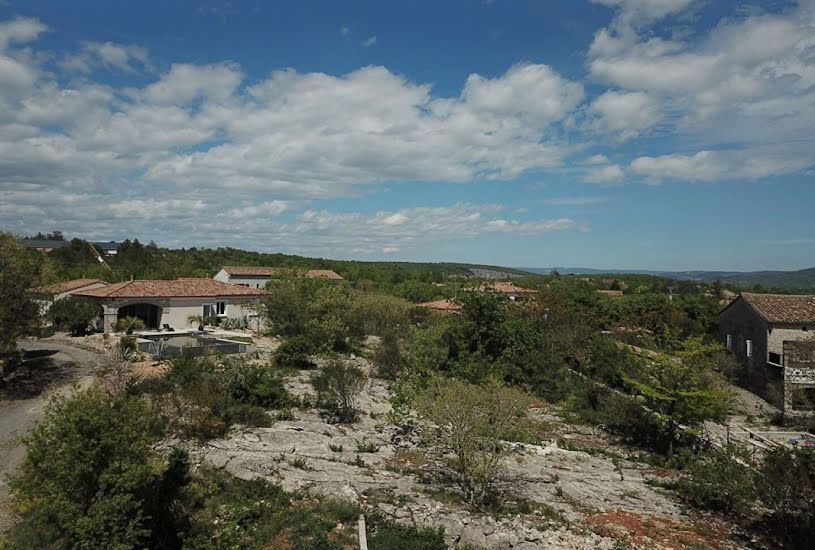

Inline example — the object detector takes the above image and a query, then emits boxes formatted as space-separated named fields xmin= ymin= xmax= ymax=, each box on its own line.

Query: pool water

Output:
xmin=137 ymin=333 xmax=248 ymax=357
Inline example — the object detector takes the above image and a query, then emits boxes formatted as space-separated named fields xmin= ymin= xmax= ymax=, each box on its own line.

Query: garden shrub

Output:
xmin=114 ymin=316 xmax=146 ymax=334
xmin=47 ymin=296 xmax=101 ymax=336
xmin=374 ymin=330 xmax=405 ymax=380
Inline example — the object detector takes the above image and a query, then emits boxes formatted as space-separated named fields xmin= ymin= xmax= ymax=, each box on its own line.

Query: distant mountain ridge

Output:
xmin=519 ymin=266 xmax=815 ymax=290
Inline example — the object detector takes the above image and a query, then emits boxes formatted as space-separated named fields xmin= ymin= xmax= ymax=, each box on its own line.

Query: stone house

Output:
xmin=719 ymin=292 xmax=815 ymax=412
xmin=73 ymin=278 xmax=266 ymax=333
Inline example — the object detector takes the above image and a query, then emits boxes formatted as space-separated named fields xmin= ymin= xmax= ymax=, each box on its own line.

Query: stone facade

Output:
xmin=719 ymin=296 xmax=815 ymax=411
xmin=782 ymin=340 xmax=815 ymax=413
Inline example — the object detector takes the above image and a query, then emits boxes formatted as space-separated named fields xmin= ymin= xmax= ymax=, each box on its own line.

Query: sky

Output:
xmin=0 ymin=0 xmax=813 ymax=271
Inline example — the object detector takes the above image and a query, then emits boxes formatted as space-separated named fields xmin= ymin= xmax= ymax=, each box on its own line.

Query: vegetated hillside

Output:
xmin=27 ymin=237 xmax=532 ymax=287
xmin=522 ymin=266 xmax=815 ymax=291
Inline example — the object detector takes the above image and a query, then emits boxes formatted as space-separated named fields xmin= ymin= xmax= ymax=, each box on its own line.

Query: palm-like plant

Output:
xmin=114 ymin=316 xmax=146 ymax=335
xmin=188 ymin=314 xmax=205 ymax=331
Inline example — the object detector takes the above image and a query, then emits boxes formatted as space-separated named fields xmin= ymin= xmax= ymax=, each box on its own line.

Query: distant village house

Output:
xmin=213 ymin=266 xmax=344 ymax=289
xmin=719 ymin=292 xmax=815 ymax=413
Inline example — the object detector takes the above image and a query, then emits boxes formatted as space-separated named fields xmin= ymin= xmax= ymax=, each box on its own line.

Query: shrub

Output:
xmin=374 ymin=330 xmax=404 ymax=380
xmin=415 ymin=378 xmax=532 ymax=506
xmin=224 ymin=361 xmax=289 ymax=408
xmin=758 ymin=447 xmax=815 ymax=546
xmin=366 ymin=512 xmax=447 ymax=550
xmin=47 ymin=296 xmax=101 ymax=336
xmin=114 ymin=316 xmax=146 ymax=334
xmin=311 ymin=360 xmax=367 ymax=423
xmin=6 ymin=389 xmax=182 ymax=549
xmin=274 ymin=335 xmax=316 ymax=369
xmin=676 ymin=445 xmax=757 ymax=516
xmin=225 ymin=403 xmax=273 ymax=427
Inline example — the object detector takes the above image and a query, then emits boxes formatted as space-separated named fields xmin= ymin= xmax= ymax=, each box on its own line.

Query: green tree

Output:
xmin=624 ymin=339 xmax=732 ymax=457
xmin=0 ymin=233 xmax=40 ymax=371
xmin=416 ymin=378 xmax=531 ymax=506
xmin=48 ymin=297 xmax=102 ymax=336
xmin=7 ymin=389 xmax=180 ymax=549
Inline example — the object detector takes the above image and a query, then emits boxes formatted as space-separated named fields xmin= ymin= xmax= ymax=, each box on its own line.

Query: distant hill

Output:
xmin=520 ymin=266 xmax=815 ymax=291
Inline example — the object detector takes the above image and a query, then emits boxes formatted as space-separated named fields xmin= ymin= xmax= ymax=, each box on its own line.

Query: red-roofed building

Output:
xmin=214 ymin=266 xmax=344 ymax=288
xmin=416 ymin=299 xmax=462 ymax=314
xmin=31 ymin=278 xmax=109 ymax=314
xmin=74 ymin=278 xmax=266 ymax=333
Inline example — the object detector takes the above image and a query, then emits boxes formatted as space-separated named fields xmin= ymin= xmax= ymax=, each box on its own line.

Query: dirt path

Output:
xmin=0 ymin=339 xmax=103 ymax=534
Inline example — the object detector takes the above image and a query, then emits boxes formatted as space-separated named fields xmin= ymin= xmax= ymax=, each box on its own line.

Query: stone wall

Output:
xmin=782 ymin=340 xmax=815 ymax=413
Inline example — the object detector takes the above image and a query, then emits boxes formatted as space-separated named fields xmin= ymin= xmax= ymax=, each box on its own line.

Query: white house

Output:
xmin=214 ymin=266 xmax=344 ymax=289
xmin=73 ymin=278 xmax=266 ymax=333
xmin=31 ymin=278 xmax=109 ymax=314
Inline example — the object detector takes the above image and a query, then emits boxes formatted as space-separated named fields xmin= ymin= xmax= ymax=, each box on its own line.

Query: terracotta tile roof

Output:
xmin=222 ymin=266 xmax=343 ymax=280
xmin=597 ymin=289 xmax=624 ymax=298
xmin=222 ymin=266 xmax=277 ymax=276
xmin=31 ymin=279 xmax=107 ymax=295
xmin=74 ymin=278 xmax=266 ymax=299
xmin=473 ymin=281 xmax=536 ymax=294
xmin=306 ymin=269 xmax=344 ymax=281
xmin=417 ymin=299 xmax=462 ymax=312
xmin=739 ymin=292 xmax=815 ymax=324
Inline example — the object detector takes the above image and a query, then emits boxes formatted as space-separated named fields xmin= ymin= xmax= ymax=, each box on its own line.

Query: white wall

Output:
xmin=212 ymin=271 xmax=271 ymax=289
xmin=159 ymin=297 xmax=263 ymax=329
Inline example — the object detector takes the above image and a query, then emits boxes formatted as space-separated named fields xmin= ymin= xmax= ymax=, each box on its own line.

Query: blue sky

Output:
xmin=0 ymin=0 xmax=813 ymax=271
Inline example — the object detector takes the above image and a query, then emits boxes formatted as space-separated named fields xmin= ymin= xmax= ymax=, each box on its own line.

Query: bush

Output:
xmin=415 ymin=378 xmax=532 ymax=506
xmin=224 ymin=361 xmax=289 ymax=408
xmin=225 ymin=403 xmax=273 ymax=427
xmin=676 ymin=445 xmax=757 ymax=516
xmin=6 ymin=389 xmax=183 ymax=549
xmin=311 ymin=360 xmax=367 ymax=423
xmin=274 ymin=335 xmax=316 ymax=369
xmin=114 ymin=316 xmax=146 ymax=334
xmin=374 ymin=330 xmax=405 ymax=380
xmin=47 ymin=296 xmax=101 ymax=336
xmin=367 ymin=512 xmax=447 ymax=550
xmin=758 ymin=447 xmax=815 ymax=546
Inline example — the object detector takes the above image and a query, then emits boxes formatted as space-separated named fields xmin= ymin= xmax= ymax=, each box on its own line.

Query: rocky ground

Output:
xmin=178 ymin=356 xmax=746 ymax=549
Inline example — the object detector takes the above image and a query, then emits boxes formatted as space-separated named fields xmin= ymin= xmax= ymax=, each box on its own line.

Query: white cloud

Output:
xmin=630 ymin=147 xmax=814 ymax=183
xmin=0 ymin=17 xmax=47 ymax=50
xmin=227 ymin=200 xmax=293 ymax=218
xmin=62 ymin=41 xmax=149 ymax=74
xmin=588 ymin=90 xmax=661 ymax=139
xmin=143 ymin=62 xmax=243 ymax=104
xmin=363 ymin=35 xmax=377 ymax=47
xmin=585 ymin=164 xmax=625 ymax=183
xmin=583 ymin=154 xmax=609 ymax=165
xmin=544 ymin=196 xmax=609 ymax=206
xmin=340 ymin=26 xmax=350 ymax=37
xmin=281 ymin=203 xmax=578 ymax=254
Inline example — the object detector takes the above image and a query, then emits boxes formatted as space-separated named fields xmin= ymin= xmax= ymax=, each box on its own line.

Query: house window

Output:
xmin=746 ymin=339 xmax=753 ymax=358
xmin=726 ymin=334 xmax=732 ymax=351
xmin=768 ymin=352 xmax=782 ymax=366
xmin=216 ymin=301 xmax=226 ymax=316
